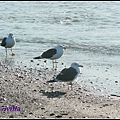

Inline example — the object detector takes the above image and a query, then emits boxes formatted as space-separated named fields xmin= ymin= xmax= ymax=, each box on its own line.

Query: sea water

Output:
xmin=0 ymin=1 xmax=120 ymax=96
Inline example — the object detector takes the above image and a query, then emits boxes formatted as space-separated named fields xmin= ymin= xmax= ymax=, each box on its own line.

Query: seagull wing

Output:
xmin=1 ymin=37 xmax=7 ymax=47
xmin=42 ymin=48 xmax=56 ymax=58
xmin=56 ymin=67 xmax=78 ymax=82
xmin=47 ymin=68 xmax=68 ymax=83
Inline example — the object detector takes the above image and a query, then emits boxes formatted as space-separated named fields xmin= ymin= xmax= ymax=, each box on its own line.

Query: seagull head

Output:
xmin=57 ymin=45 xmax=66 ymax=50
xmin=71 ymin=62 xmax=83 ymax=68
xmin=8 ymin=33 xmax=14 ymax=38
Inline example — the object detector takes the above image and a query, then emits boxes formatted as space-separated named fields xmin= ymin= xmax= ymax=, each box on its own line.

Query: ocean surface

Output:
xmin=0 ymin=1 xmax=120 ymax=96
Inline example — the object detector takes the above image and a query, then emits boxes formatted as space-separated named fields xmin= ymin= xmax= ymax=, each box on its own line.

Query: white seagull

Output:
xmin=0 ymin=33 xmax=16 ymax=57
xmin=33 ymin=45 xmax=66 ymax=69
xmin=47 ymin=62 xmax=83 ymax=90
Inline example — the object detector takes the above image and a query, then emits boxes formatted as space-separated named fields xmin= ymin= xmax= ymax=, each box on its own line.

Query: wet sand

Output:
xmin=0 ymin=61 xmax=120 ymax=119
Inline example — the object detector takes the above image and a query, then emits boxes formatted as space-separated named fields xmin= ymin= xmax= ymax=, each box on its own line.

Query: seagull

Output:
xmin=0 ymin=33 xmax=16 ymax=57
xmin=33 ymin=45 xmax=66 ymax=69
xmin=47 ymin=62 xmax=83 ymax=90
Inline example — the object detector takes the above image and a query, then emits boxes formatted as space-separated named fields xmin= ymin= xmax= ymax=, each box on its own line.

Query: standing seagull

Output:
xmin=0 ymin=33 xmax=16 ymax=57
xmin=33 ymin=45 xmax=66 ymax=69
xmin=47 ymin=62 xmax=83 ymax=90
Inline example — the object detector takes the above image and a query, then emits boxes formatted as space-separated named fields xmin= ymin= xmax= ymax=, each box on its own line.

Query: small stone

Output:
xmin=55 ymin=115 xmax=62 ymax=118
xmin=41 ymin=107 xmax=45 ymax=110
xmin=9 ymin=115 xmax=14 ymax=118
xmin=29 ymin=112 xmax=33 ymax=114
xmin=115 ymin=81 xmax=118 ymax=83
xmin=30 ymin=60 xmax=34 ymax=62
xmin=44 ymin=60 xmax=47 ymax=63
xmin=50 ymin=113 xmax=55 ymax=116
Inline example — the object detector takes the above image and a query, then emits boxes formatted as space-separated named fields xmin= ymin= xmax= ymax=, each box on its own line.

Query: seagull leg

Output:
xmin=54 ymin=60 xmax=57 ymax=76
xmin=5 ymin=48 xmax=7 ymax=58
xmin=52 ymin=60 xmax=55 ymax=70
xmin=11 ymin=48 xmax=15 ymax=56
xmin=55 ymin=60 xmax=57 ymax=70
xmin=44 ymin=60 xmax=47 ymax=68
xmin=52 ymin=59 xmax=58 ymax=77
xmin=52 ymin=60 xmax=55 ymax=76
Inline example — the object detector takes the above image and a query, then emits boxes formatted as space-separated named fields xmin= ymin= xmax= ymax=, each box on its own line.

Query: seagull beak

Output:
xmin=63 ymin=47 xmax=67 ymax=50
xmin=79 ymin=65 xmax=83 ymax=67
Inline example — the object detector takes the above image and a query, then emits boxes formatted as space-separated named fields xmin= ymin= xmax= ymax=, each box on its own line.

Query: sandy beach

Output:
xmin=0 ymin=61 xmax=120 ymax=119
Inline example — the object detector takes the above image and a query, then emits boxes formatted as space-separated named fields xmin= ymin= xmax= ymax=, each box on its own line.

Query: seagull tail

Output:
xmin=47 ymin=79 xmax=57 ymax=83
xmin=33 ymin=56 xmax=42 ymax=59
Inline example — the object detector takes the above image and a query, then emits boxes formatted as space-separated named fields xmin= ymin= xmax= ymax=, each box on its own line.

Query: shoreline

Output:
xmin=0 ymin=62 xmax=120 ymax=118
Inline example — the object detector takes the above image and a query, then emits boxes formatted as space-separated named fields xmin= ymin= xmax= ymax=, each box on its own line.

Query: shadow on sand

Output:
xmin=42 ymin=90 xmax=66 ymax=98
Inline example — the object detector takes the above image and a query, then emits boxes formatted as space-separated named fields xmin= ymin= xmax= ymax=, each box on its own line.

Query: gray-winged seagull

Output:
xmin=47 ymin=62 xmax=83 ymax=90
xmin=0 ymin=33 xmax=16 ymax=57
xmin=33 ymin=45 xmax=66 ymax=69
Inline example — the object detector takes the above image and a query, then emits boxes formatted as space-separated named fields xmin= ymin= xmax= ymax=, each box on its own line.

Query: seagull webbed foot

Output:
xmin=12 ymin=53 xmax=15 ymax=56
